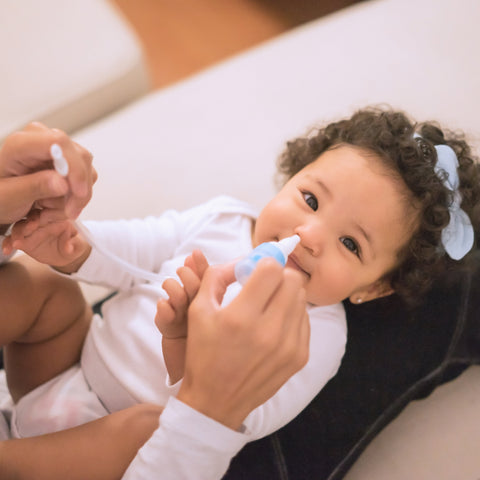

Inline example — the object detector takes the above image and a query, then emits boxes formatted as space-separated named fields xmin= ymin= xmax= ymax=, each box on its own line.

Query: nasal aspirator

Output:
xmin=51 ymin=143 xmax=301 ymax=285
xmin=235 ymin=234 xmax=301 ymax=285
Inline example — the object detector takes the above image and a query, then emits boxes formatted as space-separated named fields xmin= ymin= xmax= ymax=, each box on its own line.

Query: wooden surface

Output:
xmin=112 ymin=0 xmax=361 ymax=88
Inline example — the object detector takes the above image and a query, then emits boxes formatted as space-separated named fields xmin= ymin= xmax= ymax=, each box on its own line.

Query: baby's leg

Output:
xmin=0 ymin=255 xmax=92 ymax=402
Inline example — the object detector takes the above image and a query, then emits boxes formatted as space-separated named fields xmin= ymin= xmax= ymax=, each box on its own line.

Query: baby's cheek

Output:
xmin=306 ymin=270 xmax=351 ymax=306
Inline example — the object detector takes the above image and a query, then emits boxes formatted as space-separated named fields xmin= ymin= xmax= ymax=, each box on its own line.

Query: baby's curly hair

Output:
xmin=277 ymin=107 xmax=480 ymax=306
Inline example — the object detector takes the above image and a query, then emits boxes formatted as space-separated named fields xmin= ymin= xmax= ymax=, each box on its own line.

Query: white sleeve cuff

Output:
xmin=162 ymin=396 xmax=247 ymax=450
xmin=165 ymin=375 xmax=182 ymax=395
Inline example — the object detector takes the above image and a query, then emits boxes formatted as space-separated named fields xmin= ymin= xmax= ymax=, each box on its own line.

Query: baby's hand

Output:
xmin=155 ymin=250 xmax=209 ymax=339
xmin=4 ymin=210 xmax=90 ymax=270
xmin=156 ymin=250 xmax=209 ymax=384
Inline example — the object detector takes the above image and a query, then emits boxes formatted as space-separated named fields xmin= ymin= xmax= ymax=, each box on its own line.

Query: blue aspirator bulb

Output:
xmin=234 ymin=234 xmax=301 ymax=285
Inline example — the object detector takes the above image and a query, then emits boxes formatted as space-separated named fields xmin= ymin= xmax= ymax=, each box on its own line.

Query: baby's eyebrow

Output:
xmin=313 ymin=178 xmax=333 ymax=199
xmin=354 ymin=222 xmax=375 ymax=259
xmin=305 ymin=173 xmax=333 ymax=199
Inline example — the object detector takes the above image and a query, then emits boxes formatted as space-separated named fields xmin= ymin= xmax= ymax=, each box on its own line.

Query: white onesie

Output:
xmin=11 ymin=196 xmax=347 ymax=479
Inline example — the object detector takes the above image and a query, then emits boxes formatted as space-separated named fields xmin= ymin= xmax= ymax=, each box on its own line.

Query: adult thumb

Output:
xmin=0 ymin=171 xmax=68 ymax=224
xmin=15 ymin=170 xmax=68 ymax=204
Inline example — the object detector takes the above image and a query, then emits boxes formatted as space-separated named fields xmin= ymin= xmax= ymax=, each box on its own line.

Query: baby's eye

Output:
xmin=341 ymin=237 xmax=360 ymax=257
xmin=302 ymin=192 xmax=318 ymax=211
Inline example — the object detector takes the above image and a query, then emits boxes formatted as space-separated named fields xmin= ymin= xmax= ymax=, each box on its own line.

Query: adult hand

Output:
xmin=177 ymin=258 xmax=310 ymax=431
xmin=0 ymin=122 xmax=96 ymax=230
xmin=5 ymin=212 xmax=91 ymax=269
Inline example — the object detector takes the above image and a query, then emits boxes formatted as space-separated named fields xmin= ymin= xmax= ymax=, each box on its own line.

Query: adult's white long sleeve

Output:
xmin=123 ymin=397 xmax=247 ymax=480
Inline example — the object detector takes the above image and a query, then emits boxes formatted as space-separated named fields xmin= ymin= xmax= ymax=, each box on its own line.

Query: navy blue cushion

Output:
xmin=223 ymin=258 xmax=480 ymax=479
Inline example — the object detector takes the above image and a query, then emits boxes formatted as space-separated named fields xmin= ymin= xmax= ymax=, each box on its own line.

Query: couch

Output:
xmin=2 ymin=0 xmax=480 ymax=478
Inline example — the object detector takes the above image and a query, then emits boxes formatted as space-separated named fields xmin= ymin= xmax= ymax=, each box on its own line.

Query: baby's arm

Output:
xmin=156 ymin=250 xmax=209 ymax=383
xmin=4 ymin=210 xmax=91 ymax=273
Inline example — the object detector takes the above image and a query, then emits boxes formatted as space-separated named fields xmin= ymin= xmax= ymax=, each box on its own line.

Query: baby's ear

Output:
xmin=349 ymin=280 xmax=394 ymax=304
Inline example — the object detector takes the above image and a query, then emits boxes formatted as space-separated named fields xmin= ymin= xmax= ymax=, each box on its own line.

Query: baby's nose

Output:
xmin=294 ymin=223 xmax=324 ymax=256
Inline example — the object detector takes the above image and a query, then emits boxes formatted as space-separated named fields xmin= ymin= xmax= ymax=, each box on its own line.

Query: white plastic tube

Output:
xmin=50 ymin=144 xmax=163 ymax=283
xmin=51 ymin=144 xmax=301 ymax=285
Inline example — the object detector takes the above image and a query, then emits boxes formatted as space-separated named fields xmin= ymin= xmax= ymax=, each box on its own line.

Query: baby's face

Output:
xmin=253 ymin=145 xmax=416 ymax=306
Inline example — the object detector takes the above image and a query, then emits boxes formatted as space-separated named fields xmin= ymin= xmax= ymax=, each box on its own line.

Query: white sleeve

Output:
xmin=242 ymin=302 xmax=347 ymax=439
xmin=72 ymin=197 xmax=256 ymax=290
xmin=72 ymin=211 xmax=184 ymax=290
xmin=122 ymin=397 xmax=247 ymax=480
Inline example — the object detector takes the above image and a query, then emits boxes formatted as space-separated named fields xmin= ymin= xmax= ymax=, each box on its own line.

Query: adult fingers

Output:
xmin=0 ymin=171 xmax=68 ymax=225
xmin=262 ymin=268 xmax=310 ymax=370
xmin=0 ymin=124 xmax=58 ymax=176
xmin=264 ymin=267 xmax=305 ymax=323
xmin=0 ymin=124 xmax=95 ymax=221
xmin=229 ymin=257 xmax=283 ymax=315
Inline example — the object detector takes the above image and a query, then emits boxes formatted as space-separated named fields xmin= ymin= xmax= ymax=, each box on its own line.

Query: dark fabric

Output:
xmin=223 ymin=259 xmax=480 ymax=480
xmin=92 ymin=291 xmax=117 ymax=317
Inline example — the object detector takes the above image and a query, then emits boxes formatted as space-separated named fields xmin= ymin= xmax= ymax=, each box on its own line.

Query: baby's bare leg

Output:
xmin=0 ymin=255 xmax=92 ymax=402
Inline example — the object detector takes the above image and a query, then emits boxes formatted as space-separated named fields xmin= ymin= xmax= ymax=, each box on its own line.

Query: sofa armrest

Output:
xmin=346 ymin=366 xmax=480 ymax=479
xmin=0 ymin=0 xmax=150 ymax=143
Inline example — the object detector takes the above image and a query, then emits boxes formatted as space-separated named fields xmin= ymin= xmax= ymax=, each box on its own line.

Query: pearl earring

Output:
xmin=356 ymin=298 xmax=363 ymax=304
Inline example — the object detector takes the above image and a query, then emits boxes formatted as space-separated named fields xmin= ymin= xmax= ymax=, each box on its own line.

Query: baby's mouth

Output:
xmin=286 ymin=254 xmax=309 ymax=277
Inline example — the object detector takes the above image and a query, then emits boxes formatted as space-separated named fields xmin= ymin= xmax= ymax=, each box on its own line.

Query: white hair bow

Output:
xmin=433 ymin=144 xmax=474 ymax=260
xmin=414 ymin=133 xmax=474 ymax=260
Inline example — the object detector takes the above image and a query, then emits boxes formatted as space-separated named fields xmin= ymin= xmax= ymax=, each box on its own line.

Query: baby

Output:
xmin=3 ymin=107 xmax=479 ymax=479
